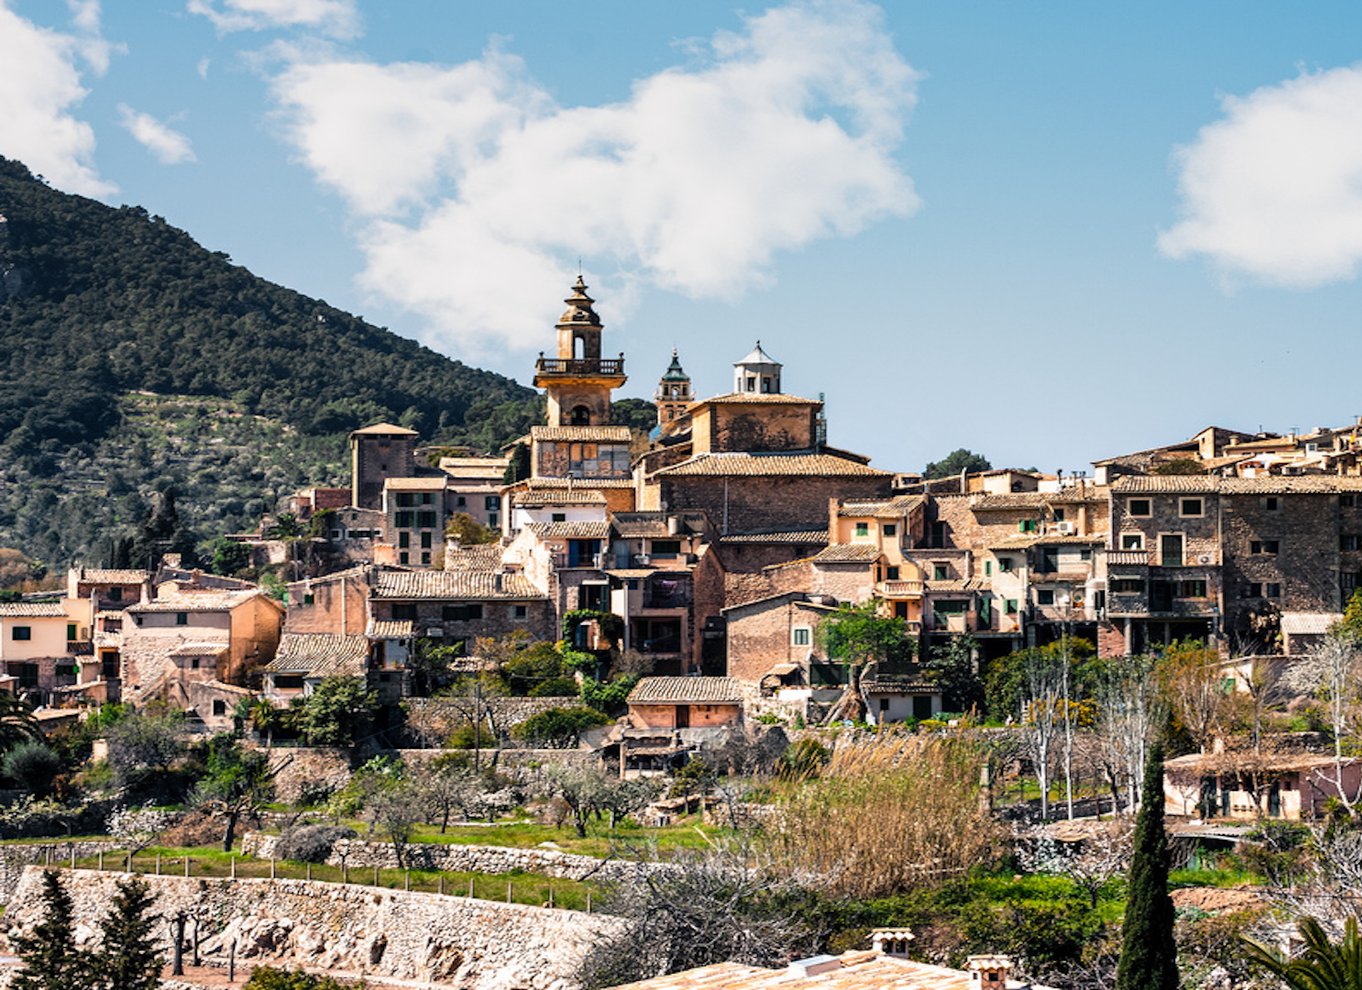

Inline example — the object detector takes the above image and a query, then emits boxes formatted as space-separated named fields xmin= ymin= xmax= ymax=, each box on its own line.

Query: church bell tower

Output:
xmin=533 ymin=277 xmax=627 ymax=427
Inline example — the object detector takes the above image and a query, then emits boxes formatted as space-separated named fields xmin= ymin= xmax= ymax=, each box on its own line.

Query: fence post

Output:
xmin=97 ymin=850 xmax=103 ymax=871
xmin=404 ymin=870 xmax=410 ymax=891
xmin=69 ymin=846 xmax=76 ymax=869
xmin=230 ymin=855 xmax=236 ymax=879
xmin=306 ymin=863 xmax=312 ymax=881
xmin=468 ymin=877 xmax=474 ymax=898
xmin=156 ymin=853 xmax=161 ymax=876
xmin=438 ymin=876 xmax=444 ymax=896
xmin=373 ymin=865 xmax=380 ymax=887
xmin=44 ymin=846 xmax=51 ymax=867
xmin=343 ymin=864 xmax=349 ymax=884
xmin=506 ymin=881 xmax=512 ymax=904
xmin=547 ymin=884 xmax=553 ymax=909
xmin=587 ymin=891 xmax=592 ymax=914
xmin=270 ymin=858 xmax=276 ymax=880
xmin=124 ymin=852 xmax=131 ymax=873
xmin=184 ymin=856 xmax=190 ymax=878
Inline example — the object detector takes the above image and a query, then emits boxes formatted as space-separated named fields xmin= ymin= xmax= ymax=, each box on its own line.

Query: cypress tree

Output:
xmin=1116 ymin=742 xmax=1179 ymax=990
xmin=11 ymin=870 xmax=92 ymax=990
xmin=93 ymin=876 xmax=163 ymax=990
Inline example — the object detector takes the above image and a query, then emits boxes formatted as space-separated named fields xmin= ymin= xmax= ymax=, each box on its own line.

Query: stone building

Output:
xmin=349 ymin=422 xmax=418 ymax=510
xmin=383 ymin=475 xmax=448 ymax=568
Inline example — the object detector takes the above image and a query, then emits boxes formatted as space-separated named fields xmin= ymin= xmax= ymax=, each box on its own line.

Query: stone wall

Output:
xmin=256 ymin=747 xmax=354 ymax=804
xmin=0 ymin=842 xmax=120 ymax=904
xmin=4 ymin=868 xmax=622 ymax=990
xmin=240 ymin=832 xmax=663 ymax=885
xmin=403 ymin=696 xmax=583 ymax=740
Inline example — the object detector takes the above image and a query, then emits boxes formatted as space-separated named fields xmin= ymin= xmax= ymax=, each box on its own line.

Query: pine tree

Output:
xmin=11 ymin=870 xmax=92 ymax=990
xmin=93 ymin=876 xmax=163 ymax=990
xmin=1116 ymin=742 xmax=1179 ymax=990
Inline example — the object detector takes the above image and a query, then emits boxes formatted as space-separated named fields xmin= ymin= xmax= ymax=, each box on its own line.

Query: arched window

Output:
xmin=574 ymin=335 xmax=585 ymax=360
xmin=570 ymin=405 xmax=591 ymax=425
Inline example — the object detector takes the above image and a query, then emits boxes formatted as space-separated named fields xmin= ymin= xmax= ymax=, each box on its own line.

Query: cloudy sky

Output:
xmin=4 ymin=0 xmax=1362 ymax=474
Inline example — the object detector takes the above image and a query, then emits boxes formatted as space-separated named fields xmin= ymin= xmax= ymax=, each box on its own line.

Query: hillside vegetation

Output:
xmin=0 ymin=157 xmax=548 ymax=571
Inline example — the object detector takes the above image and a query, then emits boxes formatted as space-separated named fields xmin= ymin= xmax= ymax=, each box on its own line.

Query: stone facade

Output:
xmin=656 ymin=474 xmax=890 ymax=538
xmin=4 ymin=868 xmax=621 ymax=989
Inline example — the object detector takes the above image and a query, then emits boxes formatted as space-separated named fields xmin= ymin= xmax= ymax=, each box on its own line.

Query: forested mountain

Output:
xmin=0 ymin=157 xmax=545 ymax=573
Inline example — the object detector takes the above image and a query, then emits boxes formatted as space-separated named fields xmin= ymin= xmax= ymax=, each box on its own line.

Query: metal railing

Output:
xmin=535 ymin=357 xmax=625 ymax=375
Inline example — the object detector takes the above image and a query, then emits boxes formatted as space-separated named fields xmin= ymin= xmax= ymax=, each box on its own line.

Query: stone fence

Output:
xmin=240 ymin=831 xmax=665 ymax=885
xmin=4 ymin=867 xmax=623 ymax=989
xmin=0 ymin=841 xmax=121 ymax=904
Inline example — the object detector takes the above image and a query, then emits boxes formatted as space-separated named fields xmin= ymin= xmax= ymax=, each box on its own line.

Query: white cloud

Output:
xmin=270 ymin=0 xmax=920 ymax=354
xmin=1160 ymin=65 xmax=1362 ymax=288
xmin=118 ymin=105 xmax=196 ymax=165
xmin=0 ymin=1 xmax=114 ymax=196
xmin=188 ymin=0 xmax=359 ymax=39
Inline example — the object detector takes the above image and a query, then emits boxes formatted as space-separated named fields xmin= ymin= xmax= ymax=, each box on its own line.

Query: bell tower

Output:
xmin=655 ymin=349 xmax=692 ymax=429
xmin=534 ymin=277 xmax=627 ymax=427
xmin=733 ymin=340 xmax=782 ymax=395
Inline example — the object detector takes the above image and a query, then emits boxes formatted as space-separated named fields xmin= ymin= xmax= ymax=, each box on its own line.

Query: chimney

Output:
xmin=968 ymin=955 xmax=1020 ymax=989
xmin=667 ymin=514 xmax=680 ymax=536
xmin=870 ymin=928 xmax=914 ymax=958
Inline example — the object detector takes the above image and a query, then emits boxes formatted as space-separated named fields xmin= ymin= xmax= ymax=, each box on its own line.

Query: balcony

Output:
xmin=66 ymin=640 xmax=94 ymax=656
xmin=1106 ymin=550 xmax=1152 ymax=567
xmin=929 ymin=610 xmax=977 ymax=633
xmin=880 ymin=580 xmax=924 ymax=597
xmin=534 ymin=357 xmax=626 ymax=376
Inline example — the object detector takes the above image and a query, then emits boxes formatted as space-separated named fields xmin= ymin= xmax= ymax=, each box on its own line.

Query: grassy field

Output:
xmin=59 ymin=844 xmax=604 ymax=912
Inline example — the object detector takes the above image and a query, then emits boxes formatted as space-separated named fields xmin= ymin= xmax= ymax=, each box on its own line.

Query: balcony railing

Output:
xmin=535 ymin=357 xmax=626 ymax=376
xmin=880 ymin=580 xmax=924 ymax=597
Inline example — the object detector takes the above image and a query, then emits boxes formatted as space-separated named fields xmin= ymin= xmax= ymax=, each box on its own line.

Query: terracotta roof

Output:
xmin=383 ymin=476 xmax=447 ymax=491
xmin=988 ymin=533 xmax=1104 ymax=549
xmin=721 ymin=591 xmax=839 ymax=615
xmin=528 ymin=521 xmax=611 ymax=540
xmin=530 ymin=425 xmax=634 ymax=443
xmin=0 ymin=602 xmax=67 ymax=617
xmin=1166 ymin=751 xmax=1355 ymax=773
xmin=373 ymin=569 xmax=542 ymax=600
xmin=971 ymin=489 xmax=1108 ymax=510
xmin=351 ymin=422 xmax=419 ymax=436
xmin=367 ymin=619 xmax=415 ymax=638
xmin=692 ymin=392 xmax=817 ymax=406
xmin=128 ymin=589 xmax=264 ymax=613
xmin=720 ymin=529 xmax=829 ymax=547
xmin=925 ymin=579 xmax=990 ymax=592
xmin=812 ymin=544 xmax=882 ymax=563
xmin=439 ymin=457 xmax=509 ymax=478
xmin=653 ymin=452 xmax=889 ymax=478
xmin=628 ymin=676 xmax=743 ymax=705
xmin=516 ymin=477 xmax=636 ymax=490
xmin=443 ymin=545 xmax=505 ymax=571
xmin=74 ymin=568 xmax=150 ymax=585
xmin=266 ymin=633 xmax=368 ymax=677
xmin=837 ymin=494 xmax=924 ymax=518
xmin=1280 ymin=612 xmax=1343 ymax=635
xmin=168 ymin=641 xmax=228 ymax=656
xmin=611 ymin=513 xmax=695 ymax=538
xmin=1113 ymin=475 xmax=1362 ymax=494
xmin=607 ymin=952 xmax=1037 ymax=990
xmin=512 ymin=489 xmax=608 ymax=507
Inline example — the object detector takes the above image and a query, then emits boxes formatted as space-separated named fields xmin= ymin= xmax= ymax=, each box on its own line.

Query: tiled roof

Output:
xmin=530 ymin=425 xmax=634 ymax=443
xmin=0 ymin=602 xmax=67 ymax=617
xmin=988 ymin=533 xmax=1104 ymax=549
xmin=925 ymin=579 xmax=989 ymax=592
xmin=168 ymin=641 xmax=228 ymax=656
xmin=128 ymin=589 xmax=264 ymax=613
xmin=970 ymin=489 xmax=1108 ymax=510
xmin=528 ymin=521 xmax=612 ymax=540
xmin=606 ymin=952 xmax=1038 ymax=990
xmin=628 ymin=676 xmax=743 ymax=705
xmin=439 ymin=457 xmax=509 ymax=479
xmin=367 ymin=619 xmax=415 ymax=638
xmin=611 ymin=513 xmax=692 ymax=538
xmin=1280 ymin=612 xmax=1343 ymax=635
xmin=812 ymin=544 xmax=882 ymax=563
xmin=517 ymin=477 xmax=636 ymax=490
xmin=266 ymin=633 xmax=368 ymax=677
xmin=373 ymin=569 xmax=542 ymax=600
xmin=720 ymin=528 xmax=829 ymax=545
xmin=837 ymin=494 xmax=924 ymax=518
xmin=383 ymin=476 xmax=447 ymax=490
xmin=74 ymin=568 xmax=150 ymax=585
xmin=1113 ymin=475 xmax=1362 ymax=494
xmin=443 ymin=545 xmax=504 ymax=571
xmin=512 ymin=489 xmax=608 ymax=507
xmin=691 ymin=392 xmax=819 ymax=406
xmin=654 ymin=452 xmax=890 ymax=478
xmin=351 ymin=422 xmax=419 ymax=436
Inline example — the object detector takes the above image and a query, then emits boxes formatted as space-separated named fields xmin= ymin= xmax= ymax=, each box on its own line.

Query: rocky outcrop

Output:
xmin=240 ymin=832 xmax=667 ymax=885
xmin=4 ymin=868 xmax=622 ymax=990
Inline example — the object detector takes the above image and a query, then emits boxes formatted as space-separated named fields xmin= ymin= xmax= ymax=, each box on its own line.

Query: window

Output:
xmin=1177 ymin=580 xmax=1207 ymax=598
xmin=175 ymin=612 xmax=188 ymax=626
xmin=396 ymin=493 xmax=416 ymax=508
xmin=488 ymin=514 xmax=499 ymax=527
xmin=1159 ymin=534 xmax=1184 ymax=567
xmin=395 ymin=511 xmax=414 ymax=528
xmin=882 ymin=523 xmax=897 ymax=536
xmin=1120 ymin=533 xmax=1145 ymax=550
xmin=1128 ymin=498 xmax=1152 ymax=517
xmin=485 ymin=495 xmax=499 ymax=511
xmin=1242 ymin=582 xmax=1263 ymax=599
xmin=67 ymin=623 xmax=77 ymax=642
xmin=212 ymin=699 xmax=227 ymax=717
xmin=551 ymin=512 xmax=566 ymax=523
xmin=1018 ymin=519 xmax=1038 ymax=533
xmin=1180 ymin=498 xmax=1204 ymax=517
xmin=1250 ymin=540 xmax=1280 ymax=555
xmin=391 ymin=603 xmax=417 ymax=621
xmin=191 ymin=657 xmax=200 ymax=670
xmin=421 ymin=552 xmax=431 ymax=565
xmin=1080 ymin=548 xmax=1093 ymax=561
xmin=1053 ymin=508 xmax=1066 ymax=522
xmin=1266 ymin=583 xmax=1282 ymax=598
xmin=855 ymin=522 xmax=869 ymax=537
xmin=1005 ymin=599 xmax=1019 ymax=614
xmin=399 ymin=552 xmax=409 ymax=565
xmin=886 ymin=566 xmax=900 ymax=581
xmin=998 ymin=557 xmax=1014 ymax=573
xmin=650 ymin=540 xmax=682 ymax=558
xmin=514 ymin=605 xmax=528 ymax=619
xmin=11 ymin=626 xmax=30 ymax=641
xmin=442 ymin=603 xmax=485 ymax=622
xmin=933 ymin=564 xmax=949 ymax=581
xmin=417 ymin=511 xmax=438 ymax=529
xmin=457 ymin=496 xmax=466 ymax=507
xmin=421 ymin=532 xmax=432 ymax=549
xmin=109 ymin=587 xmax=123 ymax=602
xmin=1342 ymin=535 xmax=1361 ymax=552
xmin=984 ymin=561 xmax=992 ymax=577
xmin=1111 ymin=577 xmax=1146 ymax=594
xmin=1343 ymin=494 xmax=1357 ymax=508
xmin=1037 ymin=589 xmax=1055 ymax=606
xmin=792 ymin=627 xmax=812 ymax=647
xmin=1265 ymin=496 xmax=1280 ymax=512
xmin=420 ymin=493 xmax=433 ymax=506
xmin=399 ymin=532 xmax=410 ymax=549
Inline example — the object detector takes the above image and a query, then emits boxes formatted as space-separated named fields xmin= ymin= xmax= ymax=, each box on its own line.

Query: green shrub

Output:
xmin=776 ymin=739 xmax=829 ymax=781
xmin=245 ymin=967 xmax=362 ymax=989
xmin=530 ymin=676 xmax=579 ymax=697
xmin=274 ymin=825 xmax=356 ymax=864
xmin=3 ymin=741 xmax=62 ymax=797
xmin=512 ymin=707 xmax=608 ymax=748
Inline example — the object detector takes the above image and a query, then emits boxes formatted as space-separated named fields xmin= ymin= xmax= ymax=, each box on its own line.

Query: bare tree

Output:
xmin=1157 ymin=642 xmax=1238 ymax=753
xmin=1020 ymin=651 xmax=1065 ymax=820
xmin=1095 ymin=656 xmax=1163 ymax=814
xmin=1295 ymin=637 xmax=1362 ymax=815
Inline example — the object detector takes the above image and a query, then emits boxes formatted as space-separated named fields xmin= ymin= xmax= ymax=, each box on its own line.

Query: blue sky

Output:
xmin=5 ymin=1 xmax=1362 ymax=475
